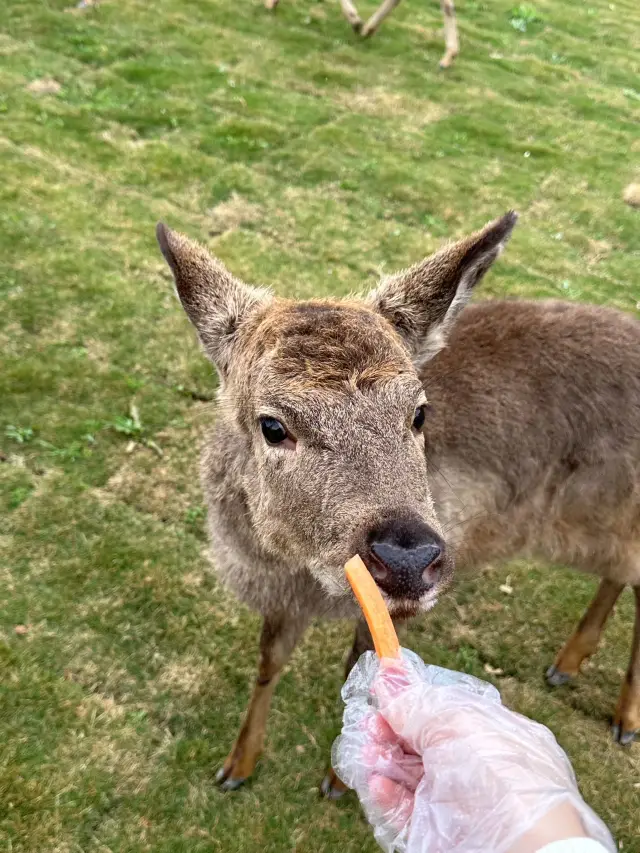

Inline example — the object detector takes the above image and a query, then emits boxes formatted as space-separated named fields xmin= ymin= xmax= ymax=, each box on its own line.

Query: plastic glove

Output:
xmin=332 ymin=649 xmax=616 ymax=853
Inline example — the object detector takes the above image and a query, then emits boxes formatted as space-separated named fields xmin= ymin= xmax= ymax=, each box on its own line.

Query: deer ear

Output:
xmin=156 ymin=223 xmax=271 ymax=376
xmin=368 ymin=211 xmax=517 ymax=366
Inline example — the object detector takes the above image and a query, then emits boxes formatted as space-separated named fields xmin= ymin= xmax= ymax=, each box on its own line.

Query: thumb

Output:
xmin=373 ymin=655 xmax=434 ymax=753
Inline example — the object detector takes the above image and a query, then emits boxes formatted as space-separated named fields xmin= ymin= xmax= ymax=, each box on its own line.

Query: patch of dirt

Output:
xmin=91 ymin=486 xmax=117 ymax=507
xmin=336 ymin=88 xmax=447 ymax=126
xmin=103 ymin=417 xmax=207 ymax=523
xmin=106 ymin=462 xmax=192 ymax=521
xmin=623 ymin=182 xmax=640 ymax=208
xmin=157 ymin=654 xmax=220 ymax=697
xmin=208 ymin=192 xmax=262 ymax=236
xmin=26 ymin=78 xmax=62 ymax=96
xmin=99 ymin=125 xmax=148 ymax=150
xmin=450 ymin=623 xmax=477 ymax=643
xmin=182 ymin=570 xmax=205 ymax=588
xmin=76 ymin=692 xmax=126 ymax=720
xmin=586 ymin=238 xmax=612 ymax=266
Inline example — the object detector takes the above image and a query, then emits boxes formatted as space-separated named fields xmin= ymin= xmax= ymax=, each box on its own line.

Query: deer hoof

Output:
xmin=216 ymin=766 xmax=246 ymax=791
xmin=611 ymin=722 xmax=637 ymax=747
xmin=320 ymin=772 xmax=349 ymax=800
xmin=545 ymin=665 xmax=573 ymax=687
xmin=360 ymin=23 xmax=377 ymax=38
xmin=351 ymin=18 xmax=363 ymax=33
xmin=438 ymin=51 xmax=458 ymax=69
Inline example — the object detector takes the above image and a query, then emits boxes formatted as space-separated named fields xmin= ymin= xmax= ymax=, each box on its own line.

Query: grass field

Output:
xmin=1 ymin=0 xmax=640 ymax=849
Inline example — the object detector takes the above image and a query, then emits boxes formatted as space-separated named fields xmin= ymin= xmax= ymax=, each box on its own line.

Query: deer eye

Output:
xmin=260 ymin=416 xmax=289 ymax=446
xmin=412 ymin=405 xmax=427 ymax=431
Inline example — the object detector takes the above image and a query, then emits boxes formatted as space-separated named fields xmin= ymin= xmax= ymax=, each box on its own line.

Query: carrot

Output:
xmin=345 ymin=555 xmax=401 ymax=660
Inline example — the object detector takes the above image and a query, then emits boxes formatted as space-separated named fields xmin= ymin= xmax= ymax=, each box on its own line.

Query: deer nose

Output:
xmin=368 ymin=516 xmax=444 ymax=600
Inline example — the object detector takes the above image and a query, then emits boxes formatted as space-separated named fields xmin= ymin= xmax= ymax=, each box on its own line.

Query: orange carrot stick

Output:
xmin=345 ymin=555 xmax=401 ymax=660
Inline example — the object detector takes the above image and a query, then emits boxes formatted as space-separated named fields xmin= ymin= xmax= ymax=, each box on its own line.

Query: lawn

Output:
xmin=1 ymin=0 xmax=639 ymax=850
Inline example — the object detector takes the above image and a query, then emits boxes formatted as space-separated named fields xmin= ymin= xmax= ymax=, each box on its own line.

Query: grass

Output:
xmin=1 ymin=0 xmax=639 ymax=849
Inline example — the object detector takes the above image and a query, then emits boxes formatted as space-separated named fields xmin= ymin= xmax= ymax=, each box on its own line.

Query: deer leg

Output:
xmin=361 ymin=0 xmax=402 ymax=39
xmin=612 ymin=586 xmax=640 ymax=746
xmin=339 ymin=0 xmax=364 ymax=32
xmin=439 ymin=0 xmax=459 ymax=68
xmin=216 ymin=615 xmax=308 ymax=790
xmin=264 ymin=0 xmax=279 ymax=10
xmin=546 ymin=578 xmax=624 ymax=687
xmin=321 ymin=619 xmax=375 ymax=799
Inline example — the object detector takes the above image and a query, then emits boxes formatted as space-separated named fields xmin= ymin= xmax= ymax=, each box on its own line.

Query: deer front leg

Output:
xmin=546 ymin=578 xmax=623 ymax=687
xmin=264 ymin=0 xmax=279 ymax=10
xmin=321 ymin=619 xmax=375 ymax=799
xmin=439 ymin=0 xmax=459 ymax=68
xmin=217 ymin=615 xmax=308 ymax=791
xmin=612 ymin=586 xmax=640 ymax=746
xmin=361 ymin=0 xmax=402 ymax=39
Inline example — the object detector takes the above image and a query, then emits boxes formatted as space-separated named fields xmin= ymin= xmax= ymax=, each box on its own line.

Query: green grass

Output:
xmin=1 ymin=0 xmax=639 ymax=849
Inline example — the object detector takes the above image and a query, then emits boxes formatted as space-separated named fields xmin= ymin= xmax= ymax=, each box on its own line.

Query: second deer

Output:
xmin=157 ymin=212 xmax=640 ymax=797
xmin=265 ymin=0 xmax=460 ymax=68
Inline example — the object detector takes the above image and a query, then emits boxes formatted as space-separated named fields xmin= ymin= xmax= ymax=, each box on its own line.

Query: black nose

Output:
xmin=368 ymin=516 xmax=444 ymax=600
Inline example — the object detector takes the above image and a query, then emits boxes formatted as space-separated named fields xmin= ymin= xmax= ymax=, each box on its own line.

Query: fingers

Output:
xmin=374 ymin=667 xmax=433 ymax=751
xmin=359 ymin=712 xmax=422 ymax=791
xmin=369 ymin=773 xmax=415 ymax=830
xmin=377 ymin=657 xmax=413 ymax=698
xmin=374 ymin=665 xmax=506 ymax=752
xmin=363 ymin=710 xmax=397 ymax=746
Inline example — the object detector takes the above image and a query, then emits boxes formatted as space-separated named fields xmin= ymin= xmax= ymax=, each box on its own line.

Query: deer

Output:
xmin=265 ymin=0 xmax=460 ymax=69
xmin=156 ymin=211 xmax=640 ymax=797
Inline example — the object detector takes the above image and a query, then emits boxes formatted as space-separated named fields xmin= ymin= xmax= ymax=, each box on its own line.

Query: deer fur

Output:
xmin=265 ymin=0 xmax=460 ymax=68
xmin=156 ymin=212 xmax=640 ymax=794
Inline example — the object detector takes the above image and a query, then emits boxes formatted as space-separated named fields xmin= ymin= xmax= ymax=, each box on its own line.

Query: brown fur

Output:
xmin=156 ymin=212 xmax=640 ymax=791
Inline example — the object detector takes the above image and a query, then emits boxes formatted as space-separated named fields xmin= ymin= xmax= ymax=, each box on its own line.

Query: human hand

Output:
xmin=332 ymin=650 xmax=615 ymax=853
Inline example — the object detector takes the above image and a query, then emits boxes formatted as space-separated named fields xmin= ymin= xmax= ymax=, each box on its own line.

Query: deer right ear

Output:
xmin=156 ymin=223 xmax=271 ymax=376
xmin=368 ymin=211 xmax=517 ymax=367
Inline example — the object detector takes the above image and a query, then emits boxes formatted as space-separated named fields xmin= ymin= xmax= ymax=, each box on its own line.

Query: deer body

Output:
xmin=157 ymin=214 xmax=640 ymax=794
xmin=425 ymin=300 xmax=640 ymax=585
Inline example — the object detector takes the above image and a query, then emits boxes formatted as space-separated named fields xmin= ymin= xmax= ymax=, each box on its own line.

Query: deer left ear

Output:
xmin=156 ymin=223 xmax=271 ymax=378
xmin=367 ymin=211 xmax=517 ymax=366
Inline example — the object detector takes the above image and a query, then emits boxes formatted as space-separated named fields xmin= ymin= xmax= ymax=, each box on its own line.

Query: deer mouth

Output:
xmin=382 ymin=586 xmax=441 ymax=618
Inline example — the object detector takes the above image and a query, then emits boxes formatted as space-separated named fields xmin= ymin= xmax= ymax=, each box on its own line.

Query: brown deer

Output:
xmin=156 ymin=212 xmax=640 ymax=797
xmin=265 ymin=0 xmax=460 ymax=69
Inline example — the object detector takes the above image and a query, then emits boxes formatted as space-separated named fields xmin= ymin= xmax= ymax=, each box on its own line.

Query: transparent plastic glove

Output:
xmin=332 ymin=649 xmax=616 ymax=853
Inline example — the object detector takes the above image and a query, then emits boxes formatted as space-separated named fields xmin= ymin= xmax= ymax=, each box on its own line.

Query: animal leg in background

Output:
xmin=546 ymin=578 xmax=624 ymax=685
xmin=339 ymin=0 xmax=364 ymax=31
xmin=612 ymin=587 xmax=640 ymax=745
xmin=321 ymin=619 xmax=375 ymax=799
xmin=217 ymin=615 xmax=309 ymax=790
xmin=361 ymin=0 xmax=402 ymax=38
xmin=439 ymin=0 xmax=459 ymax=68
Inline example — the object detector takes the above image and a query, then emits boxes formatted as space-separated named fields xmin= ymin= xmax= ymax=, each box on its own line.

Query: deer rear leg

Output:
xmin=546 ymin=578 xmax=623 ymax=687
xmin=361 ymin=0 xmax=402 ymax=38
xmin=321 ymin=619 xmax=375 ymax=799
xmin=439 ymin=0 xmax=459 ymax=68
xmin=339 ymin=0 xmax=363 ymax=32
xmin=217 ymin=615 xmax=308 ymax=791
xmin=612 ymin=587 xmax=640 ymax=746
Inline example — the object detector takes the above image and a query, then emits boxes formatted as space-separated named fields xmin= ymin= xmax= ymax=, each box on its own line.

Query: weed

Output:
xmin=5 ymin=425 xmax=34 ymax=444
xmin=8 ymin=485 xmax=34 ymax=509
xmin=509 ymin=4 xmax=543 ymax=32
